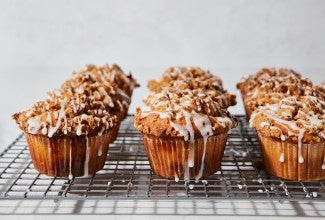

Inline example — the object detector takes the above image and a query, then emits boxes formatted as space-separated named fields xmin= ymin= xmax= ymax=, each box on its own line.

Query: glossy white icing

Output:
xmin=98 ymin=145 xmax=103 ymax=156
xmin=280 ymin=134 xmax=286 ymax=141
xmin=298 ymin=129 xmax=305 ymax=163
xmin=192 ymin=111 xmax=213 ymax=182
xmin=98 ymin=126 xmax=105 ymax=136
xmin=83 ymin=136 xmax=90 ymax=177
xmin=68 ymin=142 xmax=73 ymax=180
xmin=27 ymin=116 xmax=41 ymax=134
xmin=174 ymin=174 xmax=179 ymax=182
xmin=279 ymin=152 xmax=285 ymax=163
xmin=260 ymin=122 xmax=270 ymax=128
xmin=76 ymin=121 xmax=83 ymax=136
xmin=48 ymin=100 xmax=67 ymax=138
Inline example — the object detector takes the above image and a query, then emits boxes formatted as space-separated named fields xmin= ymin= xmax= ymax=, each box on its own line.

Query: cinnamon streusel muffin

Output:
xmin=249 ymin=96 xmax=325 ymax=180
xmin=237 ymin=68 xmax=315 ymax=119
xmin=12 ymin=64 xmax=138 ymax=178
xmin=134 ymin=68 xmax=237 ymax=181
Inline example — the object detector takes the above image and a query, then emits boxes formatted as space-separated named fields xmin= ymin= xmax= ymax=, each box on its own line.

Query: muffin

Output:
xmin=249 ymin=96 xmax=325 ymax=180
xmin=134 ymin=67 xmax=237 ymax=182
xmin=237 ymin=68 xmax=314 ymax=119
xmin=12 ymin=64 xmax=137 ymax=178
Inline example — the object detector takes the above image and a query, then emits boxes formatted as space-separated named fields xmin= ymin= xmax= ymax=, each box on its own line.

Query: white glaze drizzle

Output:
xmin=84 ymin=136 xmax=90 ymax=177
xmin=41 ymin=122 xmax=47 ymax=135
xmin=170 ymin=121 xmax=190 ymax=141
xmin=216 ymin=117 xmax=232 ymax=129
xmin=174 ymin=174 xmax=179 ymax=182
xmin=68 ymin=142 xmax=73 ymax=179
xmin=47 ymin=99 xmax=67 ymax=137
xmin=260 ymin=122 xmax=270 ymax=128
xmin=98 ymin=126 xmax=105 ymax=136
xmin=298 ymin=129 xmax=305 ymax=163
xmin=322 ymin=156 xmax=325 ymax=170
xmin=140 ymin=109 xmax=171 ymax=120
xmin=191 ymin=111 xmax=213 ymax=182
xmin=27 ymin=116 xmax=41 ymax=134
xmin=279 ymin=153 xmax=285 ymax=163
xmin=184 ymin=111 xmax=195 ymax=168
xmin=98 ymin=145 xmax=103 ymax=156
xmin=188 ymin=142 xmax=195 ymax=168
xmin=76 ymin=120 xmax=83 ymax=136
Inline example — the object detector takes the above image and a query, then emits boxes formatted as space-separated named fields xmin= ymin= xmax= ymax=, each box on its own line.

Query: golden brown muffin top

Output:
xmin=148 ymin=66 xmax=236 ymax=108
xmin=12 ymin=64 xmax=138 ymax=137
xmin=134 ymin=87 xmax=237 ymax=139
xmin=237 ymin=68 xmax=313 ymax=96
xmin=249 ymin=95 xmax=325 ymax=144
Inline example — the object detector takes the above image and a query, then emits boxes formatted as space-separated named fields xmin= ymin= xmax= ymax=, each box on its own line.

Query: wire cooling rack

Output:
xmin=0 ymin=115 xmax=324 ymax=201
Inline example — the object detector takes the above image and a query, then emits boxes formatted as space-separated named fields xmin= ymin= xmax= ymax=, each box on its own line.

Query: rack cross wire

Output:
xmin=0 ymin=115 xmax=324 ymax=201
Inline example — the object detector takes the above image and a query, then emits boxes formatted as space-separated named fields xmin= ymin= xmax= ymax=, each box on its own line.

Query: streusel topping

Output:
xmin=13 ymin=64 xmax=138 ymax=137
xmin=250 ymin=95 xmax=325 ymax=144
xmin=237 ymin=68 xmax=314 ymax=96
xmin=77 ymin=64 xmax=139 ymax=96
xmin=148 ymin=66 xmax=236 ymax=108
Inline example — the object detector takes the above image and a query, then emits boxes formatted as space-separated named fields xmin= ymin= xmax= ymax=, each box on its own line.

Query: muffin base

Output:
xmin=25 ymin=131 xmax=113 ymax=178
xmin=257 ymin=132 xmax=325 ymax=181
xmin=142 ymin=133 xmax=228 ymax=181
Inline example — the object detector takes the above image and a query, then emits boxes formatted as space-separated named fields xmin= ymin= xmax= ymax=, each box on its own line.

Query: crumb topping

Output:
xmin=148 ymin=66 xmax=236 ymax=109
xmin=250 ymin=96 xmax=325 ymax=143
xmin=237 ymin=68 xmax=324 ymax=112
xmin=79 ymin=64 xmax=139 ymax=96
xmin=237 ymin=68 xmax=313 ymax=95
xmin=148 ymin=66 xmax=223 ymax=91
xmin=13 ymin=64 xmax=138 ymax=137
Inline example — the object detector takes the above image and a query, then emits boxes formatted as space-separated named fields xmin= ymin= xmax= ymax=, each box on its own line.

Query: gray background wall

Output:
xmin=0 ymin=0 xmax=324 ymax=149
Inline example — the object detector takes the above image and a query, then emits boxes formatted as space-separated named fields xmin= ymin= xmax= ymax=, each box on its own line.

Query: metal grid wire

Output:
xmin=0 ymin=115 xmax=324 ymax=201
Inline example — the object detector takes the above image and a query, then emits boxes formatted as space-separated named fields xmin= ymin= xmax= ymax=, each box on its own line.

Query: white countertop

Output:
xmin=0 ymin=199 xmax=324 ymax=218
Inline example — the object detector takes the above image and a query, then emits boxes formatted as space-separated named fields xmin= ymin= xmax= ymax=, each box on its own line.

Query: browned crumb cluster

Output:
xmin=13 ymin=64 xmax=139 ymax=137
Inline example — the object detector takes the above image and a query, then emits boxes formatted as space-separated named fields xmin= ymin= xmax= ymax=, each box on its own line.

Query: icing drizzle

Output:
xmin=83 ymin=136 xmax=90 ymax=177
xmin=169 ymin=111 xmax=219 ymax=181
